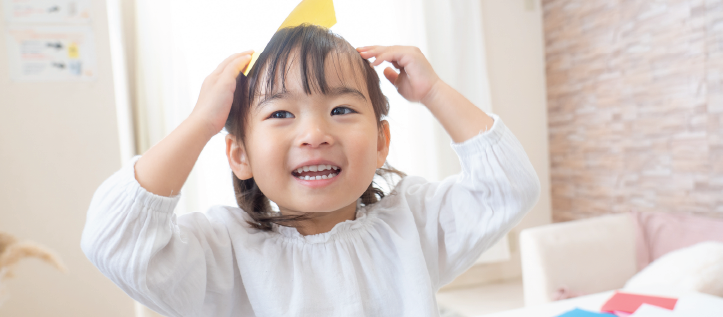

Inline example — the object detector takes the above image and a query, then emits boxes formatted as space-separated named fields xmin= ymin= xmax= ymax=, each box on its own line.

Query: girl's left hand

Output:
xmin=357 ymin=45 xmax=440 ymax=103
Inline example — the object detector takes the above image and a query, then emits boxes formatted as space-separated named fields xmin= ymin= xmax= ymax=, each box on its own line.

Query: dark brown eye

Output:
xmin=269 ymin=111 xmax=294 ymax=119
xmin=331 ymin=106 xmax=356 ymax=116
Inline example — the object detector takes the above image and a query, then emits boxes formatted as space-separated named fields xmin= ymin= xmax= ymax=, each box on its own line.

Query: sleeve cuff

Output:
xmin=122 ymin=155 xmax=182 ymax=214
xmin=450 ymin=113 xmax=506 ymax=157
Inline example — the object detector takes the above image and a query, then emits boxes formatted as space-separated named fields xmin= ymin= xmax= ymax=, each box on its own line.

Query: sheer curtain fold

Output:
xmin=420 ymin=0 xmax=509 ymax=266
xmin=129 ymin=2 xmax=506 ymax=315
xmin=420 ymin=0 xmax=494 ymax=181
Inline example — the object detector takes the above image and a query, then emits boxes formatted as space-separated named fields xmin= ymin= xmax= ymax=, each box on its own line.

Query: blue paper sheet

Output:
xmin=556 ymin=308 xmax=616 ymax=317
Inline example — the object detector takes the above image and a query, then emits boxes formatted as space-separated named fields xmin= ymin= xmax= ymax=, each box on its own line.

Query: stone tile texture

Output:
xmin=543 ymin=0 xmax=723 ymax=222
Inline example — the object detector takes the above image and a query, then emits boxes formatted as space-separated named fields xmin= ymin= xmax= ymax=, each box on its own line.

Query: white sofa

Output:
xmin=519 ymin=213 xmax=638 ymax=306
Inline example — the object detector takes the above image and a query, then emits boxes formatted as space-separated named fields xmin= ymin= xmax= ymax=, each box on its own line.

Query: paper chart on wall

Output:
xmin=5 ymin=26 xmax=96 ymax=81
xmin=3 ymin=0 xmax=91 ymax=24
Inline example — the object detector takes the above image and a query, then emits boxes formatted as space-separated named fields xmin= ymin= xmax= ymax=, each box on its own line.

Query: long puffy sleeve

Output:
xmin=396 ymin=114 xmax=541 ymax=288
xmin=80 ymin=157 xmax=244 ymax=317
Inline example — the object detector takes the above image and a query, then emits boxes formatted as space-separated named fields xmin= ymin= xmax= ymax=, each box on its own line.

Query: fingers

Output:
xmin=219 ymin=54 xmax=253 ymax=83
xmin=357 ymin=46 xmax=386 ymax=62
xmin=212 ymin=50 xmax=254 ymax=76
xmin=370 ymin=51 xmax=403 ymax=67
xmin=356 ymin=46 xmax=375 ymax=53
xmin=357 ymin=45 xmax=418 ymax=67
xmin=383 ymin=67 xmax=399 ymax=85
xmin=356 ymin=46 xmax=384 ymax=62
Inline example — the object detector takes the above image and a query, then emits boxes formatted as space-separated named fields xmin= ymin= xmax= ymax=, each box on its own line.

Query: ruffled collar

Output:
xmin=275 ymin=199 xmax=375 ymax=244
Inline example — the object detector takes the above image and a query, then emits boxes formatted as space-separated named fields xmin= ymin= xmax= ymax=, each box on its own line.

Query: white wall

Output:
xmin=0 ymin=1 xmax=134 ymax=316
xmin=444 ymin=0 xmax=552 ymax=288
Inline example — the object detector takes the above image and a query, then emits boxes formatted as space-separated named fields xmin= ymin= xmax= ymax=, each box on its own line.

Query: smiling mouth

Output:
xmin=292 ymin=164 xmax=342 ymax=180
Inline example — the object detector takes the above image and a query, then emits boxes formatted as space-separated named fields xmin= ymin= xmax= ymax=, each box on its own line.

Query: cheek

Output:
xmin=344 ymin=127 xmax=381 ymax=180
xmin=246 ymin=132 xmax=289 ymax=189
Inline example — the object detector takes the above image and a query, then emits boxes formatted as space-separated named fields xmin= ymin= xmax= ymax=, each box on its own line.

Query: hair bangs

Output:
xmin=246 ymin=24 xmax=367 ymax=108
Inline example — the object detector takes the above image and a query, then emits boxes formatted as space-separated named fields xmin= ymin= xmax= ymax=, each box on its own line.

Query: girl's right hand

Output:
xmin=189 ymin=51 xmax=254 ymax=137
xmin=136 ymin=51 xmax=253 ymax=197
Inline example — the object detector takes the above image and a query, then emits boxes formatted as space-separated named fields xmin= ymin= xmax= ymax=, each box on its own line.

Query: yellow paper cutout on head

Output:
xmin=244 ymin=52 xmax=260 ymax=76
xmin=243 ymin=0 xmax=336 ymax=76
xmin=277 ymin=0 xmax=336 ymax=31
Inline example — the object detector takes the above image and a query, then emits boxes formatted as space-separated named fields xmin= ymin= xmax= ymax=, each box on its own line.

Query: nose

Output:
xmin=297 ymin=117 xmax=333 ymax=148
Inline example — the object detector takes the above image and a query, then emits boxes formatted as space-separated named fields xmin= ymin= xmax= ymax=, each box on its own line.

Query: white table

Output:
xmin=481 ymin=289 xmax=723 ymax=317
xmin=482 ymin=291 xmax=615 ymax=317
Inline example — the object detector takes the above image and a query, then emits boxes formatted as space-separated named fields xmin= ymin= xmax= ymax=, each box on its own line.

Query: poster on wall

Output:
xmin=5 ymin=26 xmax=96 ymax=81
xmin=3 ymin=0 xmax=91 ymax=24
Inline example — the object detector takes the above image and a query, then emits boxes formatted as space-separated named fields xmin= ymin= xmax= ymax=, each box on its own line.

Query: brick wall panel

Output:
xmin=543 ymin=0 xmax=723 ymax=220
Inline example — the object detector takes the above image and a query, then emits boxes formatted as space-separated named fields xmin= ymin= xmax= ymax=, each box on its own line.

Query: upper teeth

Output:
xmin=296 ymin=164 xmax=339 ymax=173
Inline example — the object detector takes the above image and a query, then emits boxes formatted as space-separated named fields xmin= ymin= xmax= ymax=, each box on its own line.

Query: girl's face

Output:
xmin=227 ymin=54 xmax=390 ymax=213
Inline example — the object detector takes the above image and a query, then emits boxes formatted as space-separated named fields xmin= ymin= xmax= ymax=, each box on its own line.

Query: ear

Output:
xmin=226 ymin=134 xmax=253 ymax=180
xmin=376 ymin=120 xmax=391 ymax=168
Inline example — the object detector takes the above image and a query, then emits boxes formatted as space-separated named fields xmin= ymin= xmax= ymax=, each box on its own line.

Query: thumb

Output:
xmin=383 ymin=67 xmax=399 ymax=86
xmin=222 ymin=53 xmax=253 ymax=79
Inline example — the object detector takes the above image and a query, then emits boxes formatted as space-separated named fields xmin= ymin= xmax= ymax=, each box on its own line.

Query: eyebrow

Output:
xmin=256 ymin=91 xmax=292 ymax=110
xmin=328 ymin=86 xmax=367 ymax=102
xmin=255 ymin=86 xmax=367 ymax=110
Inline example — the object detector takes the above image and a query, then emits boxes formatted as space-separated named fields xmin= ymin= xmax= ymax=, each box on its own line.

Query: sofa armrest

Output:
xmin=520 ymin=213 xmax=637 ymax=306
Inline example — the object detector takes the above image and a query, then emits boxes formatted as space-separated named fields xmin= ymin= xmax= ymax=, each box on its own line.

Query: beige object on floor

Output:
xmin=519 ymin=213 xmax=638 ymax=306
xmin=0 ymin=232 xmax=68 ymax=305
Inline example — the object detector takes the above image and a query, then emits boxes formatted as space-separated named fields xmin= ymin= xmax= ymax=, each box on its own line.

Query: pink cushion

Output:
xmin=632 ymin=211 xmax=723 ymax=271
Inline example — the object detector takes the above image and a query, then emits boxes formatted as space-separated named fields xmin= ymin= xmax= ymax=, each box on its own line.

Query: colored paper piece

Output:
xmin=601 ymin=292 xmax=677 ymax=314
xmin=673 ymin=293 xmax=723 ymax=317
xmin=277 ymin=0 xmax=336 ymax=31
xmin=243 ymin=0 xmax=336 ymax=76
xmin=556 ymin=308 xmax=616 ymax=317
xmin=244 ymin=52 xmax=260 ymax=75
xmin=629 ymin=304 xmax=678 ymax=317
xmin=613 ymin=311 xmax=631 ymax=317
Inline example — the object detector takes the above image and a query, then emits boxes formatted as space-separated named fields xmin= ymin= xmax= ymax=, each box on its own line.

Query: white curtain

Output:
xmin=128 ymin=1 xmax=505 ymax=315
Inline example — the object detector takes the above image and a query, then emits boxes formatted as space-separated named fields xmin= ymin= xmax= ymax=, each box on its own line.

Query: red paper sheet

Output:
xmin=601 ymin=292 xmax=677 ymax=314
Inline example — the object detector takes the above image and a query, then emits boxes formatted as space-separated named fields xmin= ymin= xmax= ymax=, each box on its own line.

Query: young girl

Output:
xmin=82 ymin=25 xmax=540 ymax=317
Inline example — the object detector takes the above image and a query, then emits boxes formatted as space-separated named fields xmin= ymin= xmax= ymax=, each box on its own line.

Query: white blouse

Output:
xmin=81 ymin=114 xmax=540 ymax=317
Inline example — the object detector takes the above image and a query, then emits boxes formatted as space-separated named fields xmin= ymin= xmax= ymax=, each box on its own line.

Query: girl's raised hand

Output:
xmin=358 ymin=45 xmax=494 ymax=144
xmin=190 ymin=51 xmax=254 ymax=137
xmin=135 ymin=50 xmax=253 ymax=197
xmin=357 ymin=46 xmax=440 ymax=104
